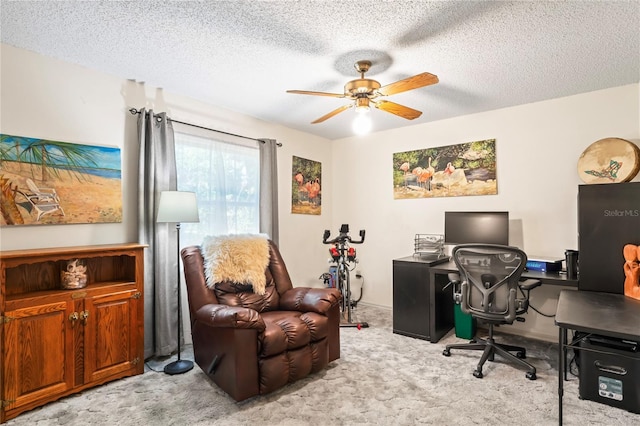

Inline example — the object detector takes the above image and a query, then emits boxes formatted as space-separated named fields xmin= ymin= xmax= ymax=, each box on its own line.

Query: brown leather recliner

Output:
xmin=181 ymin=240 xmax=342 ymax=401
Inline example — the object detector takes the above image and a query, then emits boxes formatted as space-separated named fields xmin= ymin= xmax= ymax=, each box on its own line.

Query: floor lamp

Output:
xmin=156 ymin=190 xmax=199 ymax=375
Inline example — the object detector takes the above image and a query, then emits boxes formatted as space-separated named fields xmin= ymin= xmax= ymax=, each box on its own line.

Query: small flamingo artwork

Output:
xmin=393 ymin=139 xmax=497 ymax=199
xmin=292 ymin=155 xmax=321 ymax=215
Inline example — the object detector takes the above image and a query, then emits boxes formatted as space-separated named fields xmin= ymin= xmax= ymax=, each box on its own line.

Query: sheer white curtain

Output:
xmin=173 ymin=127 xmax=260 ymax=249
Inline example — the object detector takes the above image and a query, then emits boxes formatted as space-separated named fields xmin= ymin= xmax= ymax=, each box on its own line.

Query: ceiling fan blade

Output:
xmin=287 ymin=90 xmax=345 ymax=98
xmin=374 ymin=100 xmax=422 ymax=120
xmin=377 ymin=72 xmax=439 ymax=96
xmin=311 ymin=104 xmax=352 ymax=124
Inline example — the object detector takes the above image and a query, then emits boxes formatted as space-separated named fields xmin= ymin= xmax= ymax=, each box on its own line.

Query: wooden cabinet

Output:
xmin=392 ymin=256 xmax=454 ymax=342
xmin=0 ymin=244 xmax=145 ymax=423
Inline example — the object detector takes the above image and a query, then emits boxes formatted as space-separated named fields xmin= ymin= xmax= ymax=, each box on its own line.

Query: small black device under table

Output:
xmin=555 ymin=290 xmax=640 ymax=425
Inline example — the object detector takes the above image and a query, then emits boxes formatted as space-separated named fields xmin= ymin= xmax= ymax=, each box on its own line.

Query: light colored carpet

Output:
xmin=5 ymin=305 xmax=638 ymax=425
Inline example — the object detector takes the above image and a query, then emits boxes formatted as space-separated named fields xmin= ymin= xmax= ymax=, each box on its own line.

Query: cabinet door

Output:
xmin=430 ymin=272 xmax=455 ymax=342
xmin=392 ymin=261 xmax=430 ymax=339
xmin=83 ymin=289 xmax=142 ymax=384
xmin=1 ymin=301 xmax=74 ymax=412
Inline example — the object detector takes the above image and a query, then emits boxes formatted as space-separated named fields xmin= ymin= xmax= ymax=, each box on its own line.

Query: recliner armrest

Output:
xmin=195 ymin=304 xmax=266 ymax=331
xmin=280 ymin=287 xmax=342 ymax=315
xmin=518 ymin=278 xmax=542 ymax=291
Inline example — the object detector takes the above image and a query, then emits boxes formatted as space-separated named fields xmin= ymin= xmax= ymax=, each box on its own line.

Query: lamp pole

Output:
xmin=164 ymin=222 xmax=193 ymax=375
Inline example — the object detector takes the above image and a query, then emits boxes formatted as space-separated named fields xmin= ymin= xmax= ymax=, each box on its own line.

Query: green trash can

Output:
xmin=454 ymin=303 xmax=476 ymax=339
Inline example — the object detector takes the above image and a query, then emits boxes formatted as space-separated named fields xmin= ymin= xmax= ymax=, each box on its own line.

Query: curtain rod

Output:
xmin=128 ymin=108 xmax=281 ymax=146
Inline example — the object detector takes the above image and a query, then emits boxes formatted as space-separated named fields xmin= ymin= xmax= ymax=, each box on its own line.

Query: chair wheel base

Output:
xmin=442 ymin=349 xmax=451 ymax=357
xmin=473 ymin=370 xmax=483 ymax=378
xmin=526 ymin=372 xmax=537 ymax=380
xmin=516 ymin=351 xmax=526 ymax=359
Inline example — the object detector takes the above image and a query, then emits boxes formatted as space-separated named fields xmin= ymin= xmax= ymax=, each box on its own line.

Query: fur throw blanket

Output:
xmin=201 ymin=234 xmax=270 ymax=295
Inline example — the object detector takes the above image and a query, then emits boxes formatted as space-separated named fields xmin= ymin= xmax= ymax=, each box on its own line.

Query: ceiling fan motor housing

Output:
xmin=345 ymin=79 xmax=381 ymax=96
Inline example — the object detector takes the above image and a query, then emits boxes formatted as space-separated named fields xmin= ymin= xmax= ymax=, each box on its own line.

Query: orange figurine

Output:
xmin=623 ymin=244 xmax=640 ymax=300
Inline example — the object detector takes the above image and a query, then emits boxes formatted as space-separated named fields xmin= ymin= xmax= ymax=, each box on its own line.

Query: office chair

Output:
xmin=442 ymin=244 xmax=541 ymax=380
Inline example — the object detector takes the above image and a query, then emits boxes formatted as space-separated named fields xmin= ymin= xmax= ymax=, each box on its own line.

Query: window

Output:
xmin=174 ymin=130 xmax=259 ymax=248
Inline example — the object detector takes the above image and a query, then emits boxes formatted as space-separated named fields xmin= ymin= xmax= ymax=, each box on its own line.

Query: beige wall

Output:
xmin=2 ymin=44 xmax=639 ymax=342
xmin=330 ymin=84 xmax=640 ymax=341
xmin=0 ymin=44 xmax=334 ymax=290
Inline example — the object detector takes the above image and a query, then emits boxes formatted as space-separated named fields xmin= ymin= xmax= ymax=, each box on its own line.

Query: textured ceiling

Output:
xmin=1 ymin=1 xmax=639 ymax=140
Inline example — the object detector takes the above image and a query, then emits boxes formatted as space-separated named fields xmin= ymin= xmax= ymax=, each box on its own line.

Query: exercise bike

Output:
xmin=322 ymin=224 xmax=368 ymax=328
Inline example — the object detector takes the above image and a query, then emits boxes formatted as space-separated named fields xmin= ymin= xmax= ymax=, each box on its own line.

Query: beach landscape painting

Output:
xmin=393 ymin=139 xmax=498 ymax=199
xmin=0 ymin=133 xmax=122 ymax=226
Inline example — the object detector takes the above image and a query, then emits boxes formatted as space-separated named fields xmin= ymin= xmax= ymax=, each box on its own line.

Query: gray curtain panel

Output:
xmin=137 ymin=109 xmax=179 ymax=358
xmin=259 ymin=138 xmax=279 ymax=245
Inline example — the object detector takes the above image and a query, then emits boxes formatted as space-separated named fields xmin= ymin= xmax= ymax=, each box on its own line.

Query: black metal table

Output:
xmin=555 ymin=289 xmax=640 ymax=425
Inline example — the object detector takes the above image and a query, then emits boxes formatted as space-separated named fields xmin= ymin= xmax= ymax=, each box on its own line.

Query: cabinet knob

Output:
xmin=80 ymin=310 xmax=89 ymax=325
xmin=69 ymin=312 xmax=79 ymax=325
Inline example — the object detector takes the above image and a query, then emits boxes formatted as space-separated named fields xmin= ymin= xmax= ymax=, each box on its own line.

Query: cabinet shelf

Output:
xmin=5 ymin=280 xmax=138 ymax=304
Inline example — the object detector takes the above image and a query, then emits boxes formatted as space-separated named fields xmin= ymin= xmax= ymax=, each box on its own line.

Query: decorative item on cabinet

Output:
xmin=577 ymin=137 xmax=640 ymax=184
xmin=60 ymin=258 xmax=88 ymax=289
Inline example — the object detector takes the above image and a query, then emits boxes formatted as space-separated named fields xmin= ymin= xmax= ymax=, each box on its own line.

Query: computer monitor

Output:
xmin=444 ymin=211 xmax=509 ymax=246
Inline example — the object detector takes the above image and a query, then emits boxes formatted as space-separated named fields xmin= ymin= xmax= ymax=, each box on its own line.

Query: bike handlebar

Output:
xmin=322 ymin=225 xmax=365 ymax=245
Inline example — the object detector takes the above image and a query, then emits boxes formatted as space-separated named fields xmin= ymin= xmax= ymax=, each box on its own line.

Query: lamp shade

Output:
xmin=156 ymin=191 xmax=200 ymax=223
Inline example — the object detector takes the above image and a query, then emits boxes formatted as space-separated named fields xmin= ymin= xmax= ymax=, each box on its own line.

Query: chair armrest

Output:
xmin=518 ymin=279 xmax=542 ymax=291
xmin=195 ymin=304 xmax=266 ymax=331
xmin=280 ymin=287 xmax=342 ymax=315
xmin=447 ymin=273 xmax=462 ymax=303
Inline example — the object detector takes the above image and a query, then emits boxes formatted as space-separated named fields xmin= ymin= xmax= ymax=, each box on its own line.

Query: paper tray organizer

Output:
xmin=414 ymin=234 xmax=446 ymax=259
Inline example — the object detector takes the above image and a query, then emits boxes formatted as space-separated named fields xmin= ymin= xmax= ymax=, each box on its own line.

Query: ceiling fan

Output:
xmin=287 ymin=60 xmax=439 ymax=124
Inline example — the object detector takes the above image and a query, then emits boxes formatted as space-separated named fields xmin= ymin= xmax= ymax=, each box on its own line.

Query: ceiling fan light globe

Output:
xmin=352 ymin=113 xmax=372 ymax=135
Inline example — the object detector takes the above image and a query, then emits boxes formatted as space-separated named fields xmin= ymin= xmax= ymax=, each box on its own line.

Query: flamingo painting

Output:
xmin=292 ymin=155 xmax=322 ymax=215
xmin=393 ymin=139 xmax=497 ymax=199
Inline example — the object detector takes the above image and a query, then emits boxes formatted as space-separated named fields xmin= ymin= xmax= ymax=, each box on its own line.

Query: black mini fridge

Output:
xmin=578 ymin=182 xmax=640 ymax=294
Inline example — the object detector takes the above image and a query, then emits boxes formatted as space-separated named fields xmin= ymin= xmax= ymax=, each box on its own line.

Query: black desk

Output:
xmin=555 ymin=290 xmax=640 ymax=425
xmin=392 ymin=256 xmax=577 ymax=343
xmin=428 ymin=259 xmax=579 ymax=287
